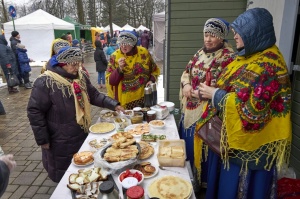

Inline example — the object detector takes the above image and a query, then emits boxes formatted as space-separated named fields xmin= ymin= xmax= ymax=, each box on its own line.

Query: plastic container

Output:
xmin=130 ymin=112 xmax=144 ymax=124
xmin=157 ymin=139 xmax=186 ymax=167
xmin=126 ymin=186 xmax=145 ymax=199
xmin=98 ymin=181 xmax=119 ymax=199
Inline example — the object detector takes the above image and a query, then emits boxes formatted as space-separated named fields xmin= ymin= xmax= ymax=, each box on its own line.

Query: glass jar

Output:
xmin=147 ymin=110 xmax=156 ymax=123
xmin=97 ymin=181 xmax=119 ymax=199
xmin=126 ymin=185 xmax=144 ymax=199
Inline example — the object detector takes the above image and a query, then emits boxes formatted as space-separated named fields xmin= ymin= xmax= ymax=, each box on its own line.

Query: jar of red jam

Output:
xmin=126 ymin=185 xmax=144 ymax=199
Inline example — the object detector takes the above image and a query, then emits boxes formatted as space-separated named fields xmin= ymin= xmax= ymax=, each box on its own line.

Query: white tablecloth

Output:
xmin=50 ymin=114 xmax=196 ymax=199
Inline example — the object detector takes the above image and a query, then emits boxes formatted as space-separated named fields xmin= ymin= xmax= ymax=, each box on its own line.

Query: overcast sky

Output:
xmin=6 ymin=0 xmax=29 ymax=6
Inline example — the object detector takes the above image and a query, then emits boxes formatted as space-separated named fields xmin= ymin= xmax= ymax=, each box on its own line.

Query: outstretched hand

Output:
xmin=115 ymin=105 xmax=125 ymax=113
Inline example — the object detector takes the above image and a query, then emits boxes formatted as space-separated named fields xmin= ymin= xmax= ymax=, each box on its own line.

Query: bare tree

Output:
xmin=76 ymin=0 xmax=85 ymax=24
xmin=1 ymin=0 xmax=8 ymax=22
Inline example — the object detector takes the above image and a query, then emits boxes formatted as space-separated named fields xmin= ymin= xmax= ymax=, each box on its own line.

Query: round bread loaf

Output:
xmin=73 ymin=151 xmax=94 ymax=165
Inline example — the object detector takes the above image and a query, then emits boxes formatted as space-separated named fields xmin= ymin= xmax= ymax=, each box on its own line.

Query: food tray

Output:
xmin=157 ymin=139 xmax=186 ymax=167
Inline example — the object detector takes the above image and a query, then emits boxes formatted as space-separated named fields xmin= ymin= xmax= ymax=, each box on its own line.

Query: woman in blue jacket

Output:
xmin=16 ymin=44 xmax=33 ymax=89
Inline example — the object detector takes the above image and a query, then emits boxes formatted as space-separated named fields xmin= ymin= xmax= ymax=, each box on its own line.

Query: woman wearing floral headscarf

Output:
xmin=27 ymin=47 xmax=124 ymax=182
xmin=179 ymin=18 xmax=234 ymax=189
xmin=198 ymin=8 xmax=291 ymax=198
xmin=106 ymin=31 xmax=160 ymax=109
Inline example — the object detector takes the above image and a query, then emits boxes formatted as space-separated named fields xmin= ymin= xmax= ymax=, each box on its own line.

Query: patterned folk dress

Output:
xmin=106 ymin=46 xmax=160 ymax=109
xmin=179 ymin=43 xmax=234 ymax=182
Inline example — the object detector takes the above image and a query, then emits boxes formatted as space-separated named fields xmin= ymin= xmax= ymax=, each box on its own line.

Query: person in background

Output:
xmin=197 ymin=8 xmax=292 ymax=198
xmin=0 ymin=154 xmax=17 ymax=197
xmin=94 ymin=40 xmax=108 ymax=89
xmin=148 ymin=30 xmax=153 ymax=47
xmin=72 ymin=39 xmax=80 ymax=47
xmin=106 ymin=31 xmax=160 ymax=109
xmin=140 ymin=30 xmax=150 ymax=49
xmin=40 ymin=38 xmax=70 ymax=74
xmin=60 ymin=34 xmax=68 ymax=41
xmin=0 ymin=34 xmax=19 ymax=93
xmin=16 ymin=43 xmax=33 ymax=89
xmin=27 ymin=47 xmax=124 ymax=182
xmin=179 ymin=18 xmax=234 ymax=191
xmin=106 ymin=31 xmax=111 ymax=46
xmin=10 ymin=30 xmax=24 ymax=86
xmin=66 ymin=32 xmax=73 ymax=44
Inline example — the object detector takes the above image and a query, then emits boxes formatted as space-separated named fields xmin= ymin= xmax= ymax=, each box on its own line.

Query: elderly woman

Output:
xmin=198 ymin=8 xmax=291 ymax=198
xmin=106 ymin=31 xmax=160 ymax=109
xmin=27 ymin=47 xmax=124 ymax=182
xmin=179 ymin=18 xmax=234 ymax=188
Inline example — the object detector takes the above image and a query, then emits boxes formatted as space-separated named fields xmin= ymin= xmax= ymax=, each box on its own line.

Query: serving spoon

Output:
xmin=158 ymin=166 xmax=181 ymax=174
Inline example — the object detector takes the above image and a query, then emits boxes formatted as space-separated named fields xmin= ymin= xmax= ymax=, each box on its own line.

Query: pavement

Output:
xmin=0 ymin=52 xmax=165 ymax=199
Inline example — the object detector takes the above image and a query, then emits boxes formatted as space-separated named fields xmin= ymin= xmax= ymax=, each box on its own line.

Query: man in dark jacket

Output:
xmin=27 ymin=47 xmax=124 ymax=182
xmin=94 ymin=40 xmax=108 ymax=89
xmin=0 ymin=35 xmax=19 ymax=93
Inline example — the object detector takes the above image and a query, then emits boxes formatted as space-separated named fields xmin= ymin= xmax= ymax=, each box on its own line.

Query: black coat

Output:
xmin=0 ymin=36 xmax=19 ymax=79
xmin=0 ymin=161 xmax=9 ymax=197
xmin=94 ymin=40 xmax=108 ymax=72
xmin=27 ymin=65 xmax=120 ymax=182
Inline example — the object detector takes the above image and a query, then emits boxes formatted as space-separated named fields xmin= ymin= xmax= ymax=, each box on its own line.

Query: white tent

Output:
xmin=3 ymin=9 xmax=75 ymax=61
xmin=153 ymin=11 xmax=165 ymax=61
xmin=121 ymin=23 xmax=136 ymax=31
xmin=104 ymin=23 xmax=122 ymax=32
xmin=136 ymin=25 xmax=150 ymax=31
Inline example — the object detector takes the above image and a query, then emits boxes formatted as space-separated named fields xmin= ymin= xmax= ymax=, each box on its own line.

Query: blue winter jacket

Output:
xmin=17 ymin=48 xmax=31 ymax=74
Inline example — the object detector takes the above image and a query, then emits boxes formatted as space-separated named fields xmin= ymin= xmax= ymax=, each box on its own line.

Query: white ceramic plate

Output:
xmin=71 ymin=158 xmax=94 ymax=167
xmin=124 ymin=124 xmax=150 ymax=137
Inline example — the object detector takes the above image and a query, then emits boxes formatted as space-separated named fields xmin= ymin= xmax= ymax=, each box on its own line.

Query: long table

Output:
xmin=50 ymin=114 xmax=196 ymax=199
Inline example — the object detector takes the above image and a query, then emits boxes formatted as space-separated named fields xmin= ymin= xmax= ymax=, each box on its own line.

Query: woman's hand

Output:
xmin=191 ymin=89 xmax=199 ymax=99
xmin=41 ymin=143 xmax=50 ymax=150
xmin=182 ymin=84 xmax=193 ymax=99
xmin=0 ymin=154 xmax=16 ymax=172
xmin=199 ymin=83 xmax=217 ymax=99
xmin=118 ymin=57 xmax=126 ymax=71
xmin=115 ymin=105 xmax=125 ymax=113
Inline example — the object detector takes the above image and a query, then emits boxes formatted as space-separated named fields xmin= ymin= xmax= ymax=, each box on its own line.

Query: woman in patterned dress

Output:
xmin=106 ymin=31 xmax=160 ymax=109
xmin=179 ymin=18 xmax=234 ymax=189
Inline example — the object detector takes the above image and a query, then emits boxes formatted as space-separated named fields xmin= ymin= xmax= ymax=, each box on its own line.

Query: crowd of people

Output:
xmin=0 ymin=7 xmax=293 ymax=199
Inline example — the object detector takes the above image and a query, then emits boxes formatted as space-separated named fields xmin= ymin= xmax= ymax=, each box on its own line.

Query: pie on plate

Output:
xmin=138 ymin=141 xmax=154 ymax=160
xmin=148 ymin=175 xmax=193 ymax=199
xmin=89 ymin=122 xmax=115 ymax=134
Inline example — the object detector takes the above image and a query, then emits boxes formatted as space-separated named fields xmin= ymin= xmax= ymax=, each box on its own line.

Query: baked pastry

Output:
xmin=73 ymin=151 xmax=94 ymax=165
xmin=138 ymin=141 xmax=154 ymax=160
xmin=148 ymin=176 xmax=192 ymax=199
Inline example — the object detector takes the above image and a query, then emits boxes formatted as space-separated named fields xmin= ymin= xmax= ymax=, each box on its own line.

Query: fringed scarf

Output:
xmin=194 ymin=45 xmax=292 ymax=182
xmin=42 ymin=70 xmax=91 ymax=132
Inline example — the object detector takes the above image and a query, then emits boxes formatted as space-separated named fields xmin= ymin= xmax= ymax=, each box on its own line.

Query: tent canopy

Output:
xmin=4 ymin=9 xmax=74 ymax=30
xmin=136 ymin=25 xmax=150 ymax=31
xmin=153 ymin=11 xmax=165 ymax=61
xmin=104 ymin=23 xmax=122 ymax=32
xmin=3 ymin=9 xmax=75 ymax=61
xmin=121 ymin=23 xmax=136 ymax=31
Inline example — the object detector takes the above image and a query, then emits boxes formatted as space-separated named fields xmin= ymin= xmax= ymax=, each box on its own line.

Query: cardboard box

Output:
xmin=157 ymin=139 xmax=186 ymax=167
